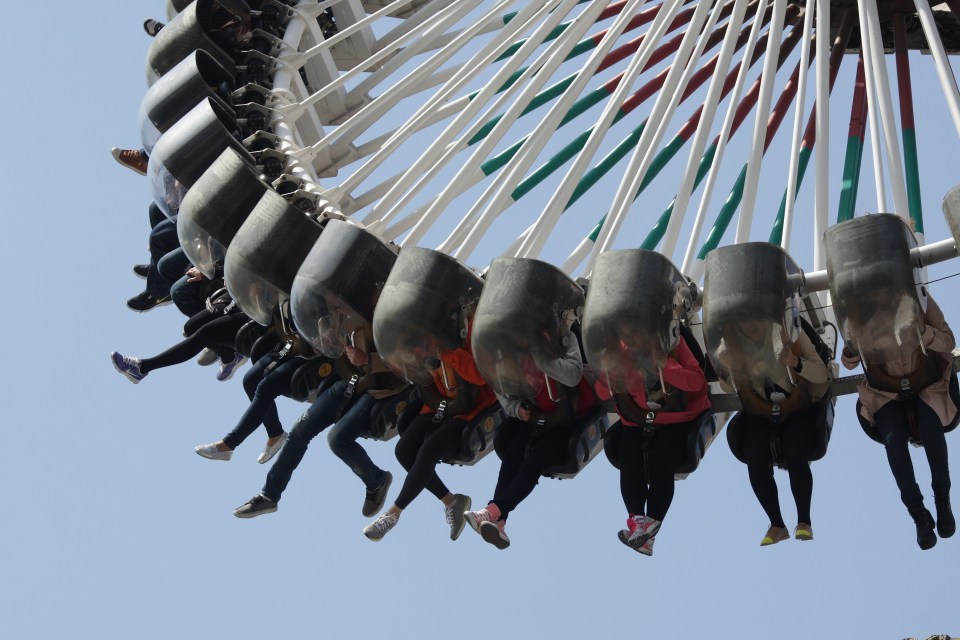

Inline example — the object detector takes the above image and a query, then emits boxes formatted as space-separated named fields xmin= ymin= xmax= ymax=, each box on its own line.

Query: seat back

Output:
xmin=675 ymin=411 xmax=717 ymax=475
xmin=364 ymin=386 xmax=420 ymax=442
xmin=542 ymin=406 xmax=609 ymax=480
xmin=728 ymin=392 xmax=835 ymax=467
xmin=288 ymin=358 xmax=338 ymax=403
xmin=440 ymin=404 xmax=506 ymax=467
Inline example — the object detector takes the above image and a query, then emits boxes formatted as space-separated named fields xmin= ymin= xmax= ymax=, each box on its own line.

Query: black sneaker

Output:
xmin=234 ymin=494 xmax=278 ymax=519
xmin=133 ymin=264 xmax=150 ymax=279
xmin=126 ymin=291 xmax=172 ymax=312
xmin=935 ymin=495 xmax=955 ymax=538
xmin=909 ymin=506 xmax=938 ymax=550
xmin=362 ymin=471 xmax=392 ymax=517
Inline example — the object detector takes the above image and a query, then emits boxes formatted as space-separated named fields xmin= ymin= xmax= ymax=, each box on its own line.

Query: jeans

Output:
xmin=262 ymin=380 xmax=385 ymax=501
xmin=222 ymin=352 xmax=306 ymax=450
xmin=145 ymin=218 xmax=182 ymax=297
xmin=875 ymin=399 xmax=951 ymax=510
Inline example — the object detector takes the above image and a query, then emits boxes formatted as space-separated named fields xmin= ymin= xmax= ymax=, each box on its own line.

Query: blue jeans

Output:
xmin=146 ymin=218 xmax=182 ymax=297
xmin=222 ymin=352 xmax=305 ymax=450
xmin=262 ymin=380 xmax=386 ymax=501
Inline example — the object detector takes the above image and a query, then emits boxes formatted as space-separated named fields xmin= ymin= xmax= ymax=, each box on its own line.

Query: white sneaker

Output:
xmin=464 ymin=508 xmax=494 ymax=535
xmin=479 ymin=519 xmax=511 ymax=550
xmin=195 ymin=443 xmax=233 ymax=461
xmin=197 ymin=348 xmax=219 ymax=366
xmin=258 ymin=432 xmax=287 ymax=464
xmin=363 ymin=512 xmax=399 ymax=541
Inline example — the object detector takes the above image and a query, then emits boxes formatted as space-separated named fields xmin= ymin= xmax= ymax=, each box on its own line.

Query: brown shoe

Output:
xmin=794 ymin=523 xmax=814 ymax=541
xmin=760 ymin=525 xmax=789 ymax=546
xmin=111 ymin=147 xmax=148 ymax=175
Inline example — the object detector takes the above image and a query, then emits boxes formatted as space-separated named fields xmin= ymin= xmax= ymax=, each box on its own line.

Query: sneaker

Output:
xmin=126 ymin=291 xmax=172 ymax=312
xmin=909 ymin=506 xmax=938 ymax=550
xmin=197 ymin=348 xmax=219 ymax=367
xmin=464 ymin=504 xmax=501 ymax=535
xmin=362 ymin=471 xmax=393 ymax=517
xmin=257 ymin=432 xmax=287 ymax=464
xmin=143 ymin=18 xmax=165 ymax=36
xmin=133 ymin=264 xmax=150 ymax=279
xmin=444 ymin=494 xmax=471 ymax=540
xmin=935 ymin=495 xmax=955 ymax=539
xmin=110 ymin=351 xmax=146 ymax=383
xmin=111 ymin=147 xmax=148 ymax=175
xmin=217 ymin=353 xmax=248 ymax=381
xmin=618 ymin=514 xmax=661 ymax=554
xmin=794 ymin=523 xmax=814 ymax=541
xmin=234 ymin=494 xmax=278 ymax=518
xmin=760 ymin=525 xmax=790 ymax=546
xmin=363 ymin=512 xmax=399 ymax=541
xmin=196 ymin=443 xmax=233 ymax=461
xmin=479 ymin=519 xmax=511 ymax=550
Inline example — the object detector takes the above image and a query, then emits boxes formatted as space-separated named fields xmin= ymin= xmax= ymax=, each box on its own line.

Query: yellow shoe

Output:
xmin=794 ymin=523 xmax=814 ymax=541
xmin=760 ymin=525 xmax=789 ymax=546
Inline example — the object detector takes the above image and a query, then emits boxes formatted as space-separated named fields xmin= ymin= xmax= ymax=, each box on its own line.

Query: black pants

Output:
xmin=741 ymin=407 xmax=816 ymax=527
xmin=139 ymin=311 xmax=246 ymax=374
xmin=490 ymin=418 xmax=572 ymax=520
xmin=393 ymin=414 xmax=467 ymax=509
xmin=874 ymin=398 xmax=951 ymax=510
xmin=618 ymin=423 xmax=686 ymax=522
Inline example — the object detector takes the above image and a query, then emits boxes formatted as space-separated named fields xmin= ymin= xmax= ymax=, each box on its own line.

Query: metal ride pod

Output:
xmin=147 ymin=0 xmax=245 ymax=85
xmin=583 ymin=250 xmax=715 ymax=478
xmin=824 ymin=214 xmax=926 ymax=368
xmin=225 ymin=188 xmax=324 ymax=326
xmin=702 ymin=242 xmax=804 ymax=392
xmin=372 ymin=248 xmax=502 ymax=465
xmin=290 ymin=220 xmax=398 ymax=358
xmin=471 ymin=258 xmax=604 ymax=480
xmin=148 ymin=96 xmax=252 ymax=218
xmin=177 ymin=148 xmax=271 ymax=278
xmin=471 ymin=258 xmax=584 ymax=399
xmin=372 ymin=247 xmax=484 ymax=386
xmin=582 ymin=250 xmax=694 ymax=395
xmin=140 ymin=50 xmax=235 ymax=153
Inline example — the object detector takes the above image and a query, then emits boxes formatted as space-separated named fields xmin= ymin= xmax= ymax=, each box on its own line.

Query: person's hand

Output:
xmin=345 ymin=345 xmax=369 ymax=367
xmin=185 ymin=267 xmax=205 ymax=283
xmin=778 ymin=350 xmax=800 ymax=368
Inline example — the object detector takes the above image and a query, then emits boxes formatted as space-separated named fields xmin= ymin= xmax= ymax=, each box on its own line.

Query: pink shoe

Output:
xmin=479 ymin=518 xmax=510 ymax=550
xmin=464 ymin=503 xmax=501 ymax=535
xmin=618 ymin=514 xmax=661 ymax=555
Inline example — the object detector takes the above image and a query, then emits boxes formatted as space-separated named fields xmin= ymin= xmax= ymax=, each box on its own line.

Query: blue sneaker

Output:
xmin=111 ymin=351 xmax=146 ymax=383
xmin=217 ymin=353 xmax=248 ymax=381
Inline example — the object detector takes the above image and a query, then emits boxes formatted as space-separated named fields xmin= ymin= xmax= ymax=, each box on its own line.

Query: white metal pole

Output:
xmin=735 ymin=0 xmax=787 ymax=243
xmin=780 ymin=0 xmax=815 ymax=252
xmin=679 ymin=0 xmax=771 ymax=273
xmin=584 ymin=0 xmax=719 ymax=271
xmin=659 ymin=0 xmax=750 ymax=259
xmin=860 ymin=0 xmax=909 ymax=217
xmin=366 ymin=0 xmax=588 ymax=231
xmin=913 ymin=0 xmax=960 ymax=138
xmin=812 ymin=0 xmax=830 ymax=269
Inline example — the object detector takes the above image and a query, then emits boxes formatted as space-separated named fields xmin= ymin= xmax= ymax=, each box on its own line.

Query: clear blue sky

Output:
xmin=1 ymin=2 xmax=958 ymax=638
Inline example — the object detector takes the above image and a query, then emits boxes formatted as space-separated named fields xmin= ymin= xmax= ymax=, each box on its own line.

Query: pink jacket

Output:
xmin=594 ymin=337 xmax=711 ymax=426
xmin=841 ymin=296 xmax=956 ymax=426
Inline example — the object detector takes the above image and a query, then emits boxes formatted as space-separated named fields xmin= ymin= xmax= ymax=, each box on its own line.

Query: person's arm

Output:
xmin=495 ymin=392 xmax=526 ymax=419
xmin=536 ymin=331 xmax=583 ymax=387
xmin=789 ymin=333 xmax=829 ymax=384
xmin=922 ymin=296 xmax=956 ymax=354
xmin=660 ymin=338 xmax=707 ymax=392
